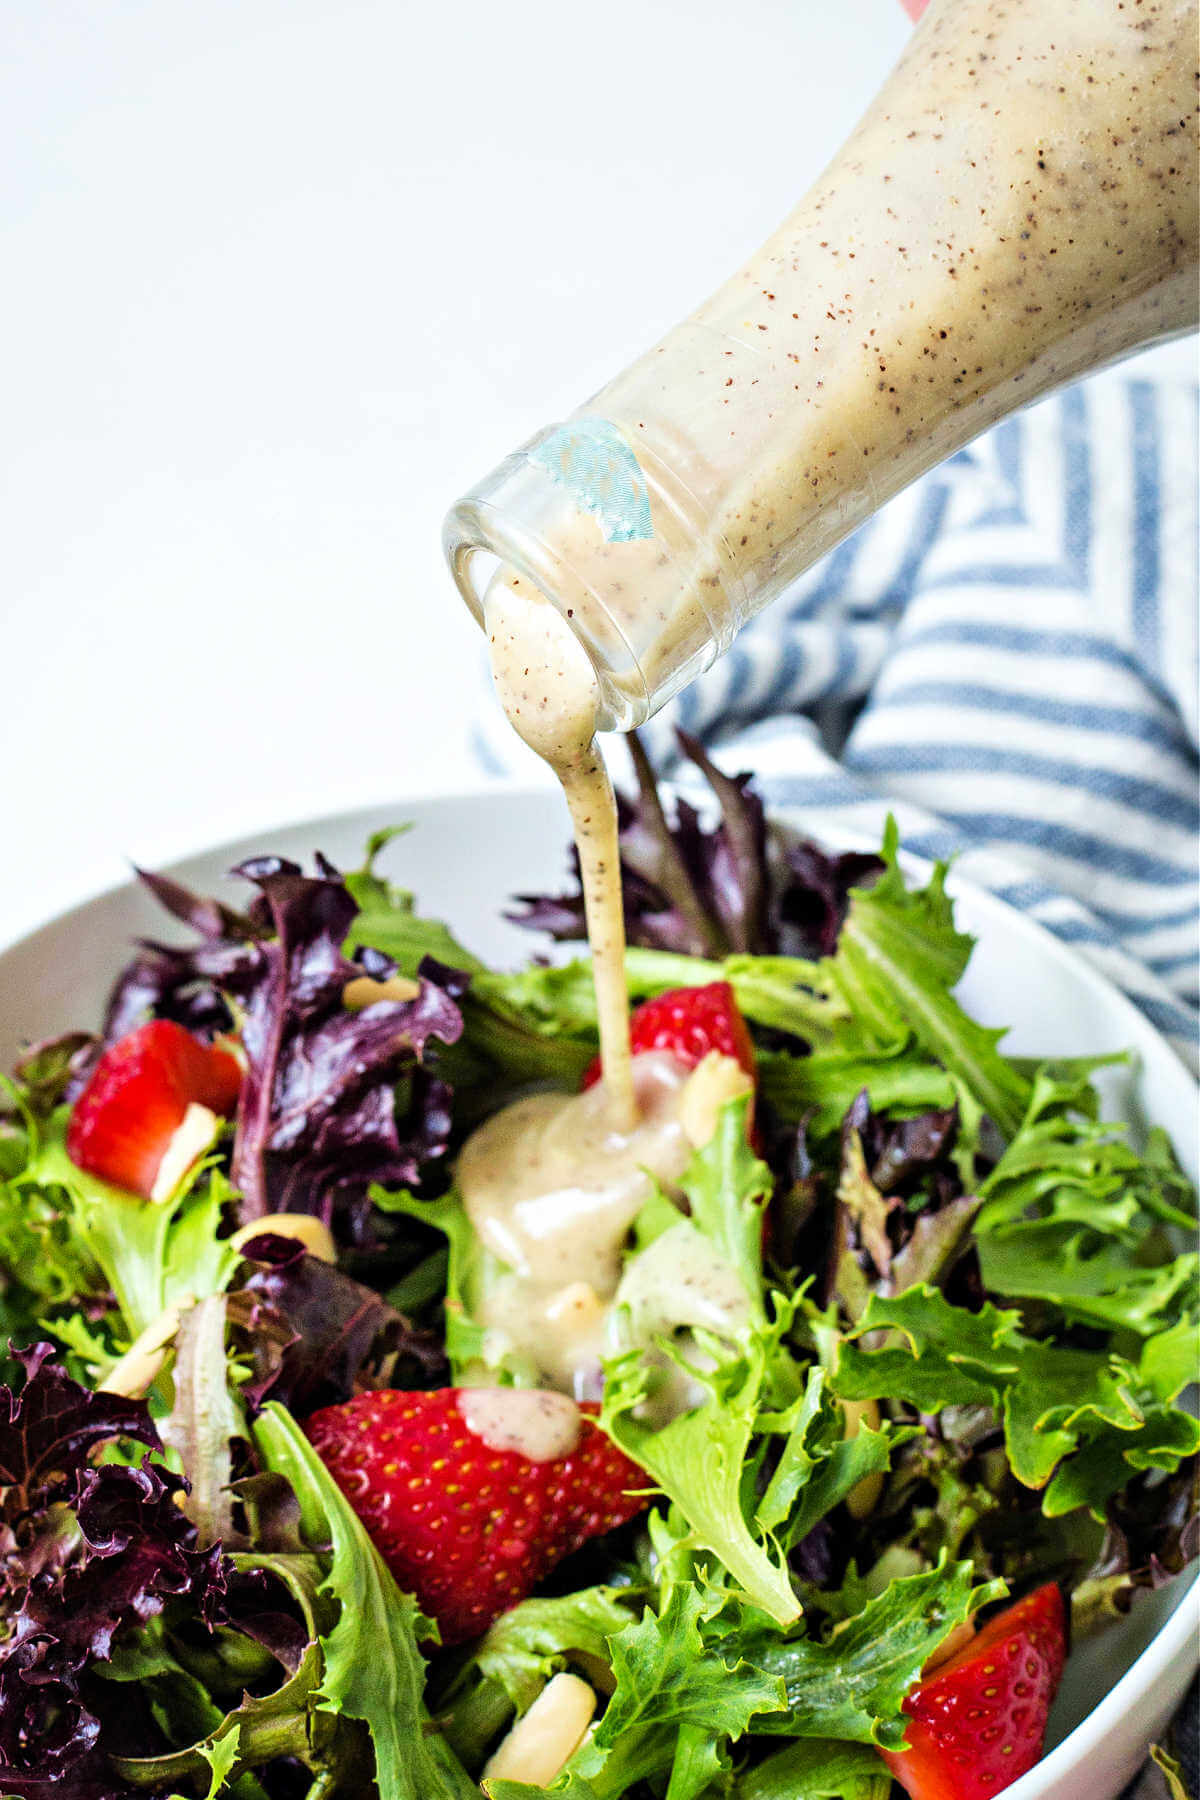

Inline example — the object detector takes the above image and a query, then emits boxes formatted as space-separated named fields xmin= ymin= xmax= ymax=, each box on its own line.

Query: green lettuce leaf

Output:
xmin=161 ymin=1294 xmax=242 ymax=1547
xmin=732 ymin=822 xmax=1029 ymax=1141
xmin=744 ymin=1556 xmax=1002 ymax=1747
xmin=372 ymin=1183 xmax=517 ymax=1380
xmin=542 ymin=1578 xmax=786 ymax=1800
xmin=344 ymin=828 xmax=488 ymax=977
xmin=674 ymin=1095 xmax=771 ymax=1323
xmin=832 ymin=1285 xmax=1200 ymax=1513
xmin=14 ymin=1107 xmax=238 ymax=1341
xmin=593 ymin=1579 xmax=786 ymax=1751
xmin=758 ymin=1049 xmax=959 ymax=1142
xmin=601 ymin=1329 xmax=802 ymax=1629
xmin=974 ymin=1066 xmax=1198 ymax=1337
xmin=735 ymin=1740 xmax=890 ymax=1800
xmin=757 ymin=1366 xmax=915 ymax=1552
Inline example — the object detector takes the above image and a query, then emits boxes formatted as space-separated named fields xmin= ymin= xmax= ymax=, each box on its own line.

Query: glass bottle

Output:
xmin=444 ymin=0 xmax=1198 ymax=733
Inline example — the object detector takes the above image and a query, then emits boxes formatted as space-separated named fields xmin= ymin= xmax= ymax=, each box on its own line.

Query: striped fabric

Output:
xmin=478 ymin=366 xmax=1198 ymax=1073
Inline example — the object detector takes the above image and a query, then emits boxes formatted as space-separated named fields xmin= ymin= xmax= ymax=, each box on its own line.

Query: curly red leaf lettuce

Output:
xmin=0 ymin=1346 xmax=226 ymax=1798
xmin=222 ymin=857 xmax=463 ymax=1232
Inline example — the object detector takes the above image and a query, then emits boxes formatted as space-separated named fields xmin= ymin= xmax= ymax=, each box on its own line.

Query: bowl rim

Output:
xmin=0 ymin=781 xmax=1196 ymax=1796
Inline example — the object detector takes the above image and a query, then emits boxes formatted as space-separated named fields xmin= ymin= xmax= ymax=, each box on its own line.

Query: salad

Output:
xmin=0 ymin=737 xmax=1195 ymax=1800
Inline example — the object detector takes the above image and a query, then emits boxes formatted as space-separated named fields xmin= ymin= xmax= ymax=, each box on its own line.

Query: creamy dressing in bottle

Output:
xmin=449 ymin=0 xmax=1198 ymax=729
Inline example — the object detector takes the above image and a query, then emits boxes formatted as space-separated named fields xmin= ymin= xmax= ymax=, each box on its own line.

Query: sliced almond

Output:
xmin=229 ymin=1212 xmax=337 ymax=1264
xmin=150 ymin=1103 xmax=220 ymax=1204
xmin=99 ymin=1298 xmax=191 ymax=1397
xmin=923 ymin=1617 xmax=977 ymax=1673
xmin=544 ymin=1281 xmax=606 ymax=1333
xmin=679 ymin=1051 xmax=755 ymax=1149
xmin=483 ymin=1673 xmax=597 ymax=1787
xmin=343 ymin=972 xmax=421 ymax=1010
xmin=842 ymin=1395 xmax=885 ymax=1521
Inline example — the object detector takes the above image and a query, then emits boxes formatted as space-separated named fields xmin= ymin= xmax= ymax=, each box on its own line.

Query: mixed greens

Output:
xmin=0 ymin=741 xmax=1195 ymax=1799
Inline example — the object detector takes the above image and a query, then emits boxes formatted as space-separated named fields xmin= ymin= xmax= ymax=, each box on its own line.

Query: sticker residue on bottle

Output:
xmin=530 ymin=417 xmax=654 ymax=543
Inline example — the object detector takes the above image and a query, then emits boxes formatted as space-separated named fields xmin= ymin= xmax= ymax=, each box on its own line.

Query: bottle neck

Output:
xmin=446 ymin=0 xmax=1198 ymax=728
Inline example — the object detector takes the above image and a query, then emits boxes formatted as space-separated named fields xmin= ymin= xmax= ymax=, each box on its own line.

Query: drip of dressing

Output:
xmin=458 ymin=1051 xmax=695 ymax=1394
xmin=460 ymin=1051 xmax=692 ymax=1289
xmin=458 ymin=1387 xmax=581 ymax=1462
xmin=485 ymin=571 xmax=633 ymax=1126
xmin=458 ymin=1052 xmax=756 ymax=1404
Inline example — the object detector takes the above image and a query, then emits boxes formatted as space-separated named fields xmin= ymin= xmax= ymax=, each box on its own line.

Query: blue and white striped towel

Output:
xmin=476 ymin=368 xmax=1199 ymax=1077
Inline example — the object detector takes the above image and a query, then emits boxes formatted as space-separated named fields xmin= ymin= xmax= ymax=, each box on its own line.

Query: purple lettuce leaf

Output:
xmin=101 ymin=941 xmax=240 ymax=1047
xmin=1073 ymin=1455 xmax=1200 ymax=1633
xmin=94 ymin=855 xmax=466 ymax=1245
xmin=779 ymin=840 xmax=889 ymax=959
xmin=850 ymin=1089 xmax=962 ymax=1209
xmin=223 ymin=859 xmax=463 ymax=1232
xmin=0 ymin=1348 xmax=226 ymax=1798
xmin=794 ymin=1089 xmax=977 ymax=1316
xmin=506 ymin=728 xmax=882 ymax=959
xmin=228 ymin=1234 xmax=446 ymax=1415
xmin=0 ymin=1343 xmax=157 ymax=1520
xmin=7 ymin=1035 xmax=102 ymax=1117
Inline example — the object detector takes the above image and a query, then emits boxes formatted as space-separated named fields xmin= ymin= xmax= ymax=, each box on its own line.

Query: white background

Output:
xmin=0 ymin=0 xmax=1190 ymax=949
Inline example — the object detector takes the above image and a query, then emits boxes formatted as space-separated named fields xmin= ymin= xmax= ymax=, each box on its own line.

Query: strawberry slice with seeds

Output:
xmin=304 ymin=1387 xmax=649 ymax=1645
xmin=882 ymin=1584 xmax=1067 ymax=1800
xmin=66 ymin=1019 xmax=242 ymax=1200
xmin=582 ymin=980 xmax=755 ymax=1090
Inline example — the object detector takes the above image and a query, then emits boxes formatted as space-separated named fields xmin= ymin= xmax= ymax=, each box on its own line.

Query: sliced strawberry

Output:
xmin=66 ymin=1019 xmax=242 ymax=1200
xmin=304 ymin=1388 xmax=648 ymax=1645
xmin=582 ymin=980 xmax=755 ymax=1090
xmin=882 ymin=1584 xmax=1067 ymax=1800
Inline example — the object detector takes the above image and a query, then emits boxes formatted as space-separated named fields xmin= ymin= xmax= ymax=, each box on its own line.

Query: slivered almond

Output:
xmin=842 ymin=1395 xmax=885 ymax=1520
xmin=150 ymin=1102 xmax=219 ymax=1204
xmin=679 ymin=1051 xmax=755 ymax=1148
xmin=343 ymin=972 xmax=421 ymax=1010
xmin=99 ymin=1299 xmax=191 ymax=1397
xmin=923 ymin=1617 xmax=978 ymax=1673
xmin=230 ymin=1212 xmax=337 ymax=1264
xmin=483 ymin=1673 xmax=597 ymax=1787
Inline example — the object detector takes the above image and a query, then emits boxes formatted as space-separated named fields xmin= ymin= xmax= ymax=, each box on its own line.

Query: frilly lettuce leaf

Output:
xmin=757 ymin=1366 xmax=917 ymax=1553
xmin=13 ymin=1105 xmax=236 ymax=1341
xmin=0 ymin=1347 xmax=228 ymax=1798
xmin=502 ymin=1553 xmax=998 ymax=1798
xmin=743 ymin=1554 xmax=1004 ymax=1747
xmin=583 ymin=1579 xmax=786 ymax=1766
xmin=601 ymin=1329 xmax=802 ymax=1628
xmin=736 ymin=1739 xmax=890 ymax=1800
xmin=975 ymin=1065 xmax=1198 ymax=1337
xmin=832 ymin=1285 xmax=1200 ymax=1515
xmin=674 ymin=1095 xmax=771 ymax=1324
xmin=496 ymin=1576 xmax=786 ymax=1800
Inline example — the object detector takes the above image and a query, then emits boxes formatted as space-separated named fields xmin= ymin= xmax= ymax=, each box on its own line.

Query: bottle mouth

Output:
xmin=442 ymin=419 xmax=739 ymax=736
xmin=443 ymin=479 xmax=653 ymax=737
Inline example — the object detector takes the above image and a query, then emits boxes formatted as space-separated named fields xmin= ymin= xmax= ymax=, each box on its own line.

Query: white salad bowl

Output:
xmin=0 ymin=787 xmax=1195 ymax=1800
